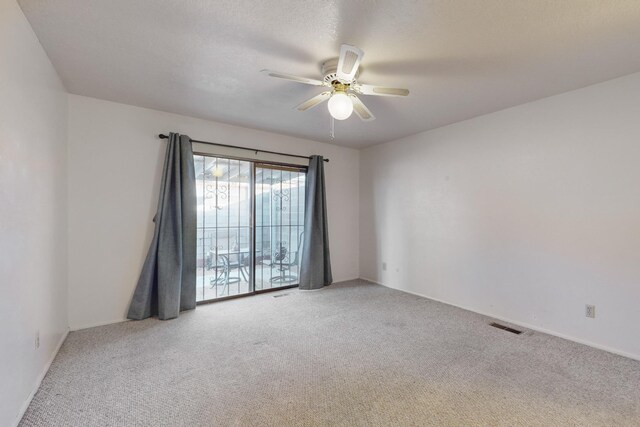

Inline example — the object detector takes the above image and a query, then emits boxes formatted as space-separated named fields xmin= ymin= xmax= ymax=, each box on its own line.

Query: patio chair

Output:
xmin=207 ymin=250 xmax=240 ymax=296
xmin=269 ymin=232 xmax=304 ymax=284
xmin=226 ymin=251 xmax=250 ymax=282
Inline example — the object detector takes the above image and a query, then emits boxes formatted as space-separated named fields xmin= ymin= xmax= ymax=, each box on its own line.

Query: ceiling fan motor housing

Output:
xmin=322 ymin=58 xmax=359 ymax=84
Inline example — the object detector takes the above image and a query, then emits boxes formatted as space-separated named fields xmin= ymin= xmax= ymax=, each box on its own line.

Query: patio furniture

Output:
xmin=269 ymin=232 xmax=304 ymax=284
xmin=207 ymin=250 xmax=240 ymax=296
xmin=226 ymin=251 xmax=250 ymax=282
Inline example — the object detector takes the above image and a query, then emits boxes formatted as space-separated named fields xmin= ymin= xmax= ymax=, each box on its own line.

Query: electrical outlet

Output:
xmin=35 ymin=330 xmax=40 ymax=349
xmin=382 ymin=262 xmax=387 ymax=271
xmin=585 ymin=304 xmax=596 ymax=319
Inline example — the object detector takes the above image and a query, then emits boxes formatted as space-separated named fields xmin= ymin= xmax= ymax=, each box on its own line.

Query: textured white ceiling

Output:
xmin=19 ymin=0 xmax=640 ymax=148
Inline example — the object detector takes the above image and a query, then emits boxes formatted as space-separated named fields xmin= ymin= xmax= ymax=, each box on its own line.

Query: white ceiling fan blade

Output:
xmin=296 ymin=92 xmax=332 ymax=111
xmin=354 ymin=84 xmax=409 ymax=97
xmin=261 ymin=69 xmax=327 ymax=86
xmin=349 ymin=94 xmax=375 ymax=121
xmin=336 ymin=44 xmax=364 ymax=83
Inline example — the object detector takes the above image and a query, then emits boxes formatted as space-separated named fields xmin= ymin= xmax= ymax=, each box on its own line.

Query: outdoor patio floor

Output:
xmin=196 ymin=264 xmax=300 ymax=301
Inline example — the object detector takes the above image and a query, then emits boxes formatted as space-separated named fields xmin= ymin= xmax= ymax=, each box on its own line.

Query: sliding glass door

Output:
xmin=195 ymin=156 xmax=252 ymax=302
xmin=194 ymin=155 xmax=305 ymax=303
xmin=255 ymin=165 xmax=306 ymax=291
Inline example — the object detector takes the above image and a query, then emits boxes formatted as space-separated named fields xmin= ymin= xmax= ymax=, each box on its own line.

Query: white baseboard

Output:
xmin=359 ymin=277 xmax=640 ymax=362
xmin=70 ymin=318 xmax=129 ymax=331
xmin=12 ymin=328 xmax=69 ymax=427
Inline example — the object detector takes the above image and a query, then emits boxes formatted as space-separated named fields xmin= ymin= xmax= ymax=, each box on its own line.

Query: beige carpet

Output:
xmin=20 ymin=280 xmax=640 ymax=426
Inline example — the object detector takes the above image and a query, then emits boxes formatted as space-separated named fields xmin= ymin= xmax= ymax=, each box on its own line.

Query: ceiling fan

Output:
xmin=261 ymin=44 xmax=409 ymax=121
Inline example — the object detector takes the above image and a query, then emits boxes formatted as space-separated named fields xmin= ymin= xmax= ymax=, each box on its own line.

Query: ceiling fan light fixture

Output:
xmin=327 ymin=91 xmax=353 ymax=120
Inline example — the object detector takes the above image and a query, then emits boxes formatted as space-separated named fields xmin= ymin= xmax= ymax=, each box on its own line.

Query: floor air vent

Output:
xmin=273 ymin=293 xmax=290 ymax=298
xmin=490 ymin=322 xmax=523 ymax=335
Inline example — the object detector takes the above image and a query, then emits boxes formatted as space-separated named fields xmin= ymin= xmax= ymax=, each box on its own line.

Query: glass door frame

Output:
xmin=195 ymin=152 xmax=307 ymax=305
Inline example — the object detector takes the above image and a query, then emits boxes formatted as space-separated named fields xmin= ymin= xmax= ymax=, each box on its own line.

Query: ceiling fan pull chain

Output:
xmin=330 ymin=116 xmax=335 ymax=140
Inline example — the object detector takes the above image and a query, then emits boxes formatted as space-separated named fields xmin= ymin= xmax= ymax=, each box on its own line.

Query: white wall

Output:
xmin=67 ymin=95 xmax=360 ymax=330
xmin=360 ymin=72 xmax=640 ymax=360
xmin=0 ymin=0 xmax=69 ymax=425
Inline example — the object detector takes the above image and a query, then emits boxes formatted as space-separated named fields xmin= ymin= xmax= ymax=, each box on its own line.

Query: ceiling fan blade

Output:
xmin=336 ymin=44 xmax=364 ymax=83
xmin=261 ymin=69 xmax=327 ymax=86
xmin=354 ymin=84 xmax=409 ymax=97
xmin=349 ymin=94 xmax=375 ymax=121
xmin=296 ymin=91 xmax=332 ymax=111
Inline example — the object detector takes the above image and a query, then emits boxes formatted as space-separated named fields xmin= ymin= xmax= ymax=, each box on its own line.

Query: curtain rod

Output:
xmin=158 ymin=134 xmax=329 ymax=162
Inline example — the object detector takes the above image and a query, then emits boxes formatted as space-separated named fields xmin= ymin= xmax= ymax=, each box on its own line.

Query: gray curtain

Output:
xmin=299 ymin=155 xmax=333 ymax=290
xmin=127 ymin=133 xmax=197 ymax=320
